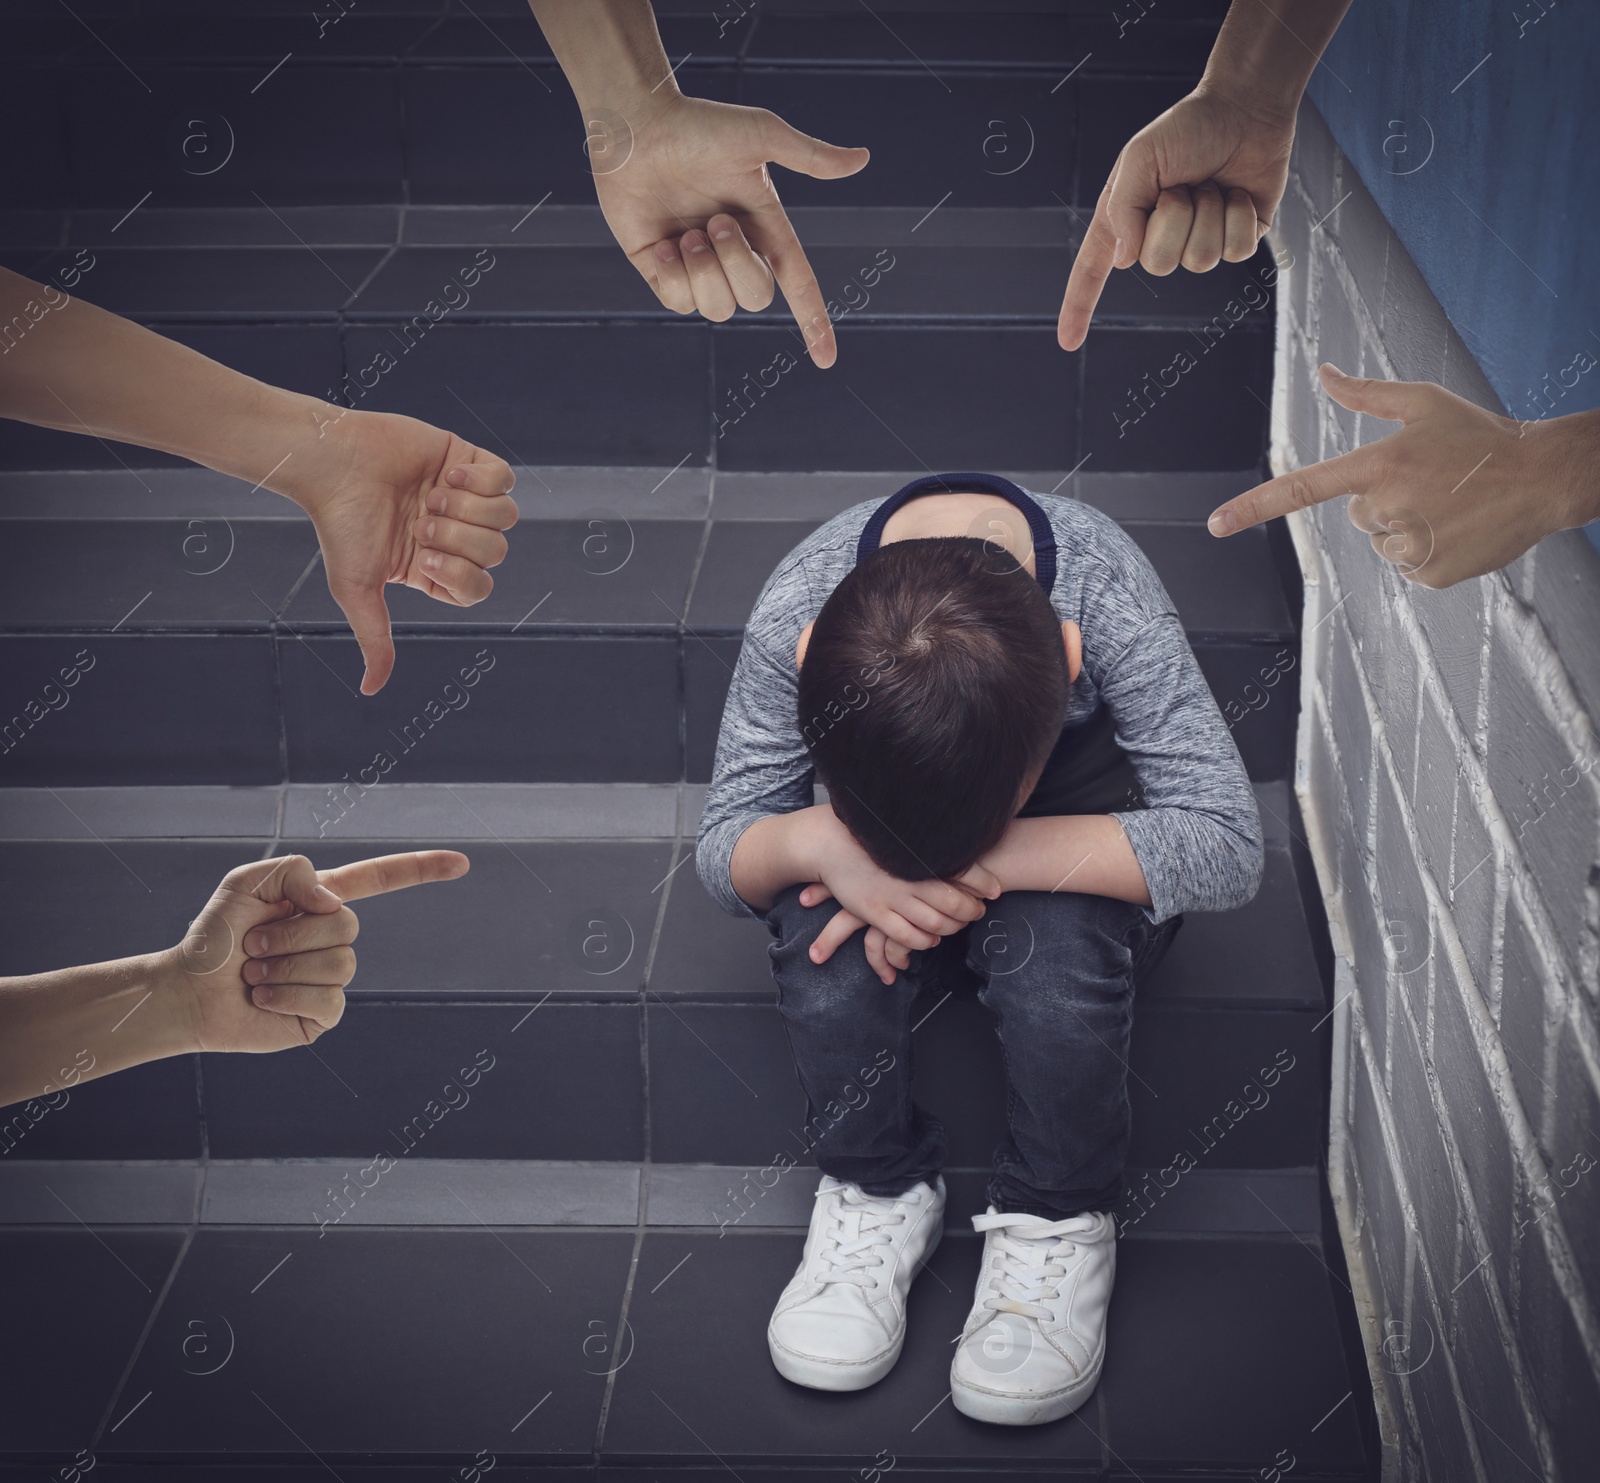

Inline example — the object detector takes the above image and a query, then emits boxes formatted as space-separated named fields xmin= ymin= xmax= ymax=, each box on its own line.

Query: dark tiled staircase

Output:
xmin=1 ymin=3 xmax=1377 ymax=1477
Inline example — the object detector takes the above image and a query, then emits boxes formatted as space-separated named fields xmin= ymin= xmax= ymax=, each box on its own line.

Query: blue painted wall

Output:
xmin=1308 ymin=0 xmax=1599 ymax=428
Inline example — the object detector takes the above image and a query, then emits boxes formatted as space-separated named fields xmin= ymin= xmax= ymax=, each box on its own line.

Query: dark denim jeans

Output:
xmin=765 ymin=886 xmax=1180 ymax=1221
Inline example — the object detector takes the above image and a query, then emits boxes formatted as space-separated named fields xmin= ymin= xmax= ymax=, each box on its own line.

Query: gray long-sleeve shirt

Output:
xmin=695 ymin=489 xmax=1263 ymax=924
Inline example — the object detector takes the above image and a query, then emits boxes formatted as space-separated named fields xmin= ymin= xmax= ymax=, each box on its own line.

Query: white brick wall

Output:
xmin=1279 ymin=101 xmax=1600 ymax=1483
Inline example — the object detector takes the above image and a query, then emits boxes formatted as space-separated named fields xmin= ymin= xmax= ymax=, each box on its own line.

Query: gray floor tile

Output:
xmin=0 ymin=466 xmax=305 ymax=519
xmin=283 ymin=519 xmax=703 ymax=631
xmin=0 ymin=1160 xmax=200 ymax=1224
xmin=605 ymin=1231 xmax=1103 ymax=1466
xmin=1116 ymin=1166 xmax=1322 ymax=1238
xmin=201 ymin=1158 xmax=640 ymax=1226
xmin=0 ymin=841 xmax=274 ymax=976
xmin=69 ymin=204 xmax=401 ymax=248
xmin=677 ymin=781 xmax=708 ymax=838
xmin=0 ymin=786 xmax=279 ymax=839
xmin=1124 ymin=522 xmax=1295 ymax=638
xmin=282 ymin=782 xmax=678 ymax=840
xmin=507 ymin=463 xmax=711 ymax=520
xmin=277 ymin=837 xmax=676 ymax=999
xmin=401 ymin=203 xmax=617 ymax=246
xmin=647 ymin=1163 xmax=818 ymax=1230
xmin=1075 ymin=469 xmax=1262 ymax=522
xmin=711 ymin=470 xmax=914 ymax=521
xmin=0 ymin=519 xmax=318 ymax=630
xmin=0 ymin=1229 xmax=183 ymax=1452
xmin=110 ymin=1227 xmax=631 ymax=1458
xmin=785 ymin=204 xmax=1074 ymax=247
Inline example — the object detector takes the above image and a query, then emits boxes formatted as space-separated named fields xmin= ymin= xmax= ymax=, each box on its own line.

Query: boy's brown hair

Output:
xmin=798 ymin=537 xmax=1068 ymax=880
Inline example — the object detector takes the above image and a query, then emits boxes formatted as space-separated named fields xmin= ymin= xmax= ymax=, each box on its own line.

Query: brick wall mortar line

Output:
xmin=1354 ymin=585 xmax=1600 ymax=1384
xmin=1296 ymin=461 xmax=1600 ymax=1465
xmin=1339 ymin=620 xmax=1568 ymax=1464
xmin=1356 ymin=1002 xmax=1493 ymax=1483
xmin=1283 ymin=173 xmax=1600 ymax=1408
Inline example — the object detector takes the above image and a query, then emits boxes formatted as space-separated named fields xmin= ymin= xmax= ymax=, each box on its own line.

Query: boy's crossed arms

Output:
xmin=734 ymin=803 xmax=1148 ymax=985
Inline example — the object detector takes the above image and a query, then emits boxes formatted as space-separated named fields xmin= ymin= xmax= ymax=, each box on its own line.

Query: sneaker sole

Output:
xmin=768 ymin=1217 xmax=944 ymax=1392
xmin=949 ymin=1361 xmax=1100 ymax=1426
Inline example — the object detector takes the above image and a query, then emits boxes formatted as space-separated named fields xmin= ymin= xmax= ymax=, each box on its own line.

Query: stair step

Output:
xmin=6 ymin=233 xmax=1274 ymax=325
xmin=611 ymin=1229 xmax=1366 ymax=1477
xmin=10 ymin=33 xmax=1214 ymax=213
xmin=16 ymin=5 xmax=1228 ymax=75
xmin=5 ymin=939 xmax=1326 ymax=1168
xmin=0 ymin=319 xmax=1272 ymax=474
xmin=0 ymin=780 xmax=1331 ymax=1168
xmin=1 ymin=8 xmax=1372 ymax=1474
xmin=0 ymin=468 xmax=1296 ymax=786
xmin=0 ymin=1159 xmax=1322 ymax=1237
xmin=1 ymin=1214 xmax=1368 ymax=1477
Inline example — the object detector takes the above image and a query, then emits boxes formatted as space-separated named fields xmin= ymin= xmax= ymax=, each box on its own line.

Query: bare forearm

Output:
xmin=0 ymin=952 xmax=194 ymax=1109
xmin=1200 ymin=0 xmax=1353 ymax=123
xmin=529 ymin=0 xmax=675 ymax=108
xmin=982 ymin=814 xmax=1152 ymax=907
xmin=0 ymin=267 xmax=340 ymax=500
xmin=1546 ymin=406 xmax=1600 ymax=529
xmin=728 ymin=807 xmax=828 ymax=912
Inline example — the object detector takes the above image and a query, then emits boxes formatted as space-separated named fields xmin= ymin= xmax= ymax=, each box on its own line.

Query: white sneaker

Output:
xmin=767 ymin=1174 xmax=945 ymax=1391
xmin=950 ymin=1207 xmax=1116 ymax=1425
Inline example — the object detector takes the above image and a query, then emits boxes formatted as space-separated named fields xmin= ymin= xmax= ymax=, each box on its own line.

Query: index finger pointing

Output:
xmin=1207 ymin=444 xmax=1382 ymax=536
xmin=1058 ymin=212 xmax=1118 ymax=352
xmin=745 ymin=206 xmax=836 ymax=368
xmin=318 ymin=850 xmax=470 ymax=903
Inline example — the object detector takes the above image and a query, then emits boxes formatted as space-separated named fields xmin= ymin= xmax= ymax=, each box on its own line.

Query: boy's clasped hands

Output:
xmin=790 ymin=803 xmax=1001 ymax=984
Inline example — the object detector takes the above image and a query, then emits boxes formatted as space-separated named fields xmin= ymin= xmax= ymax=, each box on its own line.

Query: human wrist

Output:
xmin=1193 ymin=64 xmax=1302 ymax=133
xmin=1194 ymin=0 xmax=1339 ymax=132
xmin=137 ymin=949 xmax=207 ymax=1061
xmin=532 ymin=0 xmax=680 ymax=117
xmin=1538 ymin=408 xmax=1600 ymax=531
xmin=245 ymin=389 xmax=358 ymax=516
xmin=792 ymin=804 xmax=839 ymax=886
xmin=978 ymin=823 xmax=1031 ymax=895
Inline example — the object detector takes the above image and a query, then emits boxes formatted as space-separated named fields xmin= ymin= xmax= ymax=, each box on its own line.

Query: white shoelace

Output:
xmin=971 ymin=1212 xmax=1095 ymax=1321
xmin=810 ymin=1186 xmax=911 ymax=1290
